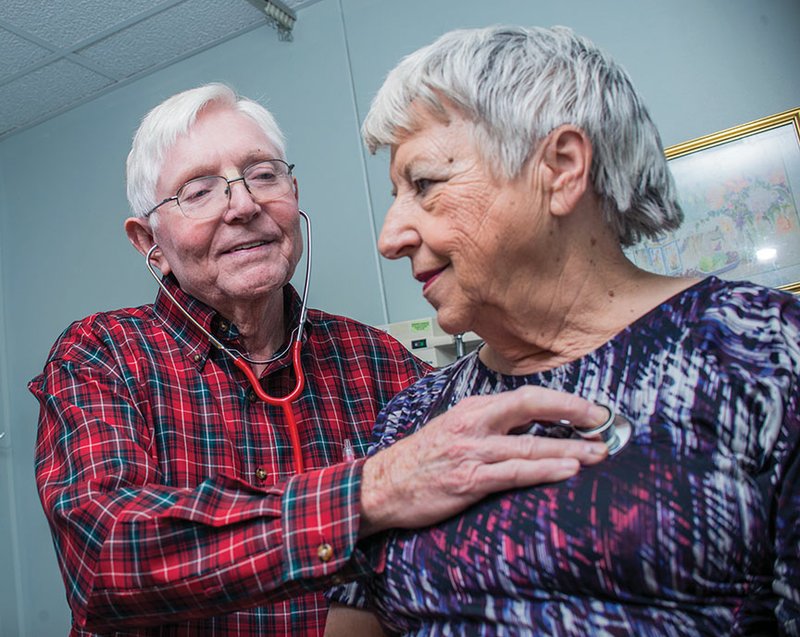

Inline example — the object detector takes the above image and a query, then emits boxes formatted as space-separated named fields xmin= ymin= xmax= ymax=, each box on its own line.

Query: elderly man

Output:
xmin=29 ymin=83 xmax=608 ymax=636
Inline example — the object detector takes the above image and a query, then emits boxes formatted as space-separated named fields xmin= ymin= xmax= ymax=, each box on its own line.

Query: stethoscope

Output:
xmin=145 ymin=209 xmax=313 ymax=474
xmin=566 ymin=404 xmax=632 ymax=456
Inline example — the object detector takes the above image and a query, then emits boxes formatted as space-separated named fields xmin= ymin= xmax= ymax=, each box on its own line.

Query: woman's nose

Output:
xmin=378 ymin=199 xmax=420 ymax=259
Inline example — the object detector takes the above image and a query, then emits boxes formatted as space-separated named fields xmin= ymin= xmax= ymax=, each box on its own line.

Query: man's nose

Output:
xmin=223 ymin=177 xmax=260 ymax=221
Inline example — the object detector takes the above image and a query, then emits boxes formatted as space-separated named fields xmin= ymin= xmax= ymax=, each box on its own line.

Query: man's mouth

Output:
xmin=227 ymin=240 xmax=268 ymax=254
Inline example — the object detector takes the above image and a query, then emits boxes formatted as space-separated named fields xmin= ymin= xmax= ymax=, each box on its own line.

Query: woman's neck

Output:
xmin=476 ymin=254 xmax=697 ymax=376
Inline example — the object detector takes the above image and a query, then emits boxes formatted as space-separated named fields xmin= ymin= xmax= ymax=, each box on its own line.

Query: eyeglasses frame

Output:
xmin=144 ymin=158 xmax=296 ymax=219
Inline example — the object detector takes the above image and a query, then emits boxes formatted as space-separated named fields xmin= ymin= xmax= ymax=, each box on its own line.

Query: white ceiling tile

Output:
xmin=0 ymin=27 xmax=52 ymax=80
xmin=0 ymin=1 xmax=319 ymax=140
xmin=0 ymin=60 xmax=114 ymax=134
xmin=1 ymin=0 xmax=173 ymax=49
xmin=77 ymin=0 xmax=266 ymax=79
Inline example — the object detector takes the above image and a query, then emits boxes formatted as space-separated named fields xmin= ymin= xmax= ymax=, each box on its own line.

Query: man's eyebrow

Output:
xmin=168 ymin=163 xmax=219 ymax=189
xmin=241 ymin=151 xmax=280 ymax=167
xmin=167 ymin=151 xmax=279 ymax=188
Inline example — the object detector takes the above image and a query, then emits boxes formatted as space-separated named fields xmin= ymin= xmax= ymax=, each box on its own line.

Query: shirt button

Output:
xmin=246 ymin=388 xmax=257 ymax=402
xmin=193 ymin=354 xmax=202 ymax=362
xmin=317 ymin=543 xmax=334 ymax=562
xmin=219 ymin=321 xmax=229 ymax=331
xmin=255 ymin=467 xmax=268 ymax=481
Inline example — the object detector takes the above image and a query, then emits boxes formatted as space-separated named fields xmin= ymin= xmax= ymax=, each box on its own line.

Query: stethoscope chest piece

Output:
xmin=574 ymin=404 xmax=632 ymax=456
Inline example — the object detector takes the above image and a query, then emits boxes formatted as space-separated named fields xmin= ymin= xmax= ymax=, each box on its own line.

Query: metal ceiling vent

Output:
xmin=246 ymin=0 xmax=297 ymax=41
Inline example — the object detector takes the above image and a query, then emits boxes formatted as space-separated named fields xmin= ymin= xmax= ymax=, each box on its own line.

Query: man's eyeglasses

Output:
xmin=145 ymin=159 xmax=295 ymax=219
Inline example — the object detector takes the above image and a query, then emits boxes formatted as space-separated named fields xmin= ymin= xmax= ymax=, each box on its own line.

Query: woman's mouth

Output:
xmin=416 ymin=267 xmax=446 ymax=293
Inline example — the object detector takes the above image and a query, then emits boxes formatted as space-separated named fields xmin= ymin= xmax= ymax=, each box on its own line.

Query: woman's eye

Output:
xmin=413 ymin=178 xmax=436 ymax=194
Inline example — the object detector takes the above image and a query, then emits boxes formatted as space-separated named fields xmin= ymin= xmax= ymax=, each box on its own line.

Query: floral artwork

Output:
xmin=625 ymin=115 xmax=800 ymax=291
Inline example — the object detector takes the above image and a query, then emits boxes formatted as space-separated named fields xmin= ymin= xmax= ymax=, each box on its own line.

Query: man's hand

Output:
xmin=359 ymin=386 xmax=609 ymax=535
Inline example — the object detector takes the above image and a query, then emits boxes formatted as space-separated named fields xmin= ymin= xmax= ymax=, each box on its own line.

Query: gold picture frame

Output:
xmin=625 ymin=107 xmax=800 ymax=294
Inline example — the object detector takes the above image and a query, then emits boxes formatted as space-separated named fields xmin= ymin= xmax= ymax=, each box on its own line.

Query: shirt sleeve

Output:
xmin=30 ymin=354 xmax=378 ymax=633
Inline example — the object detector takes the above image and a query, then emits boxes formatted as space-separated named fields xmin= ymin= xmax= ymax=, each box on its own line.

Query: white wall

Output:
xmin=0 ymin=0 xmax=798 ymax=633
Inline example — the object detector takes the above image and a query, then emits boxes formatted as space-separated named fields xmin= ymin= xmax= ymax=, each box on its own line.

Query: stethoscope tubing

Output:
xmin=233 ymin=344 xmax=306 ymax=473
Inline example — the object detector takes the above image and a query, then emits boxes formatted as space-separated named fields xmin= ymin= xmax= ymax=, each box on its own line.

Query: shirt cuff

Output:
xmin=281 ymin=458 xmax=384 ymax=582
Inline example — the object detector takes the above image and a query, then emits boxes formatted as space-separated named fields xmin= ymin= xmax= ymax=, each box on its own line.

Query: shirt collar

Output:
xmin=153 ymin=274 xmax=310 ymax=371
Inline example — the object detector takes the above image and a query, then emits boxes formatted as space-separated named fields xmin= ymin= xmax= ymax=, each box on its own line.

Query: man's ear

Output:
xmin=540 ymin=125 xmax=592 ymax=217
xmin=124 ymin=216 xmax=171 ymax=276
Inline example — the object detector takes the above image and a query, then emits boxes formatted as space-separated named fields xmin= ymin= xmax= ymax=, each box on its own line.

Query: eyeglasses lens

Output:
xmin=176 ymin=160 xmax=293 ymax=218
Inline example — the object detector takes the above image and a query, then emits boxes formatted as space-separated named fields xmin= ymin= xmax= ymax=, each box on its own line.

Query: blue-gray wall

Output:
xmin=0 ymin=0 xmax=798 ymax=633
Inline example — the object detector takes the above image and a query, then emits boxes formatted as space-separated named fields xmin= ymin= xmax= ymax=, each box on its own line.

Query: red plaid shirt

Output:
xmin=29 ymin=276 xmax=429 ymax=636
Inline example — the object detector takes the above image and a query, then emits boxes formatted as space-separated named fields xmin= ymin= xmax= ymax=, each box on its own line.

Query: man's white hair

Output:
xmin=126 ymin=83 xmax=286 ymax=220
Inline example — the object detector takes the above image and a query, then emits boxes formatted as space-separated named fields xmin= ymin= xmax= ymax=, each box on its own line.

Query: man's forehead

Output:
xmin=157 ymin=109 xmax=279 ymax=191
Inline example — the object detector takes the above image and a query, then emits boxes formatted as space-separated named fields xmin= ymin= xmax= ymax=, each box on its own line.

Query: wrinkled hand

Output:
xmin=359 ymin=386 xmax=609 ymax=535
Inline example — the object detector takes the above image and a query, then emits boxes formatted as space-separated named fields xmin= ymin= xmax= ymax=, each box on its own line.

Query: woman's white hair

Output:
xmin=126 ymin=83 xmax=286 ymax=220
xmin=362 ymin=25 xmax=682 ymax=246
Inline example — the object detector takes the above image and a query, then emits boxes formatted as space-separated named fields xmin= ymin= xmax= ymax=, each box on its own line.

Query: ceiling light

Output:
xmin=247 ymin=0 xmax=297 ymax=41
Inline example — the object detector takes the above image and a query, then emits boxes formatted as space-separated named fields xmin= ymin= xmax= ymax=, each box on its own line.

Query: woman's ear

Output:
xmin=124 ymin=217 xmax=171 ymax=275
xmin=541 ymin=125 xmax=592 ymax=217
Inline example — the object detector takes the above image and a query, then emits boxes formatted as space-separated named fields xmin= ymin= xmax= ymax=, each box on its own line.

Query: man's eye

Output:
xmin=250 ymin=169 xmax=278 ymax=182
xmin=179 ymin=176 xmax=222 ymax=204
xmin=184 ymin=188 xmax=211 ymax=201
xmin=181 ymin=184 xmax=215 ymax=202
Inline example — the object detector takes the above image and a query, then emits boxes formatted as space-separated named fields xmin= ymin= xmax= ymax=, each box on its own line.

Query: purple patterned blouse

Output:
xmin=329 ymin=278 xmax=800 ymax=636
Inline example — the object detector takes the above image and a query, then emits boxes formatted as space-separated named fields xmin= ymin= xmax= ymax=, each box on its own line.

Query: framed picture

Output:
xmin=624 ymin=107 xmax=800 ymax=294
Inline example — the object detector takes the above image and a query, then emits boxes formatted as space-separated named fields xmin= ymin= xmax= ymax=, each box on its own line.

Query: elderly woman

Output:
xmin=325 ymin=25 xmax=800 ymax=636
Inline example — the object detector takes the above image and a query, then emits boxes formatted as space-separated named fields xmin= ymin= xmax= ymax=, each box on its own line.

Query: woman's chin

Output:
xmin=435 ymin=308 xmax=470 ymax=337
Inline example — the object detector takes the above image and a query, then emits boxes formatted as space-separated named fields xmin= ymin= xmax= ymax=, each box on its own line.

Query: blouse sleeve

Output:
xmin=772 ymin=293 xmax=800 ymax=633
